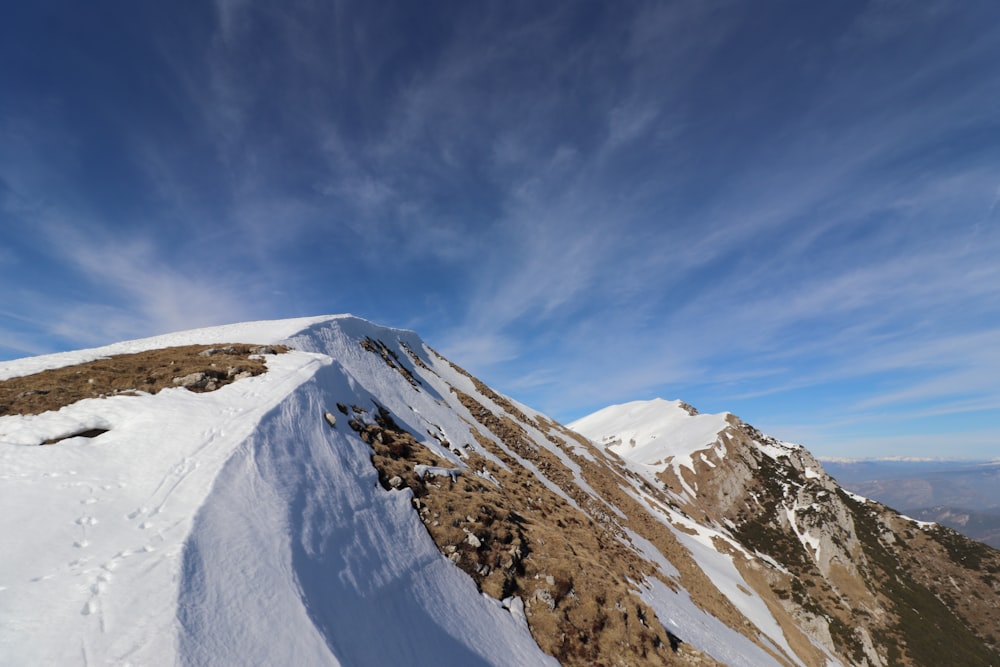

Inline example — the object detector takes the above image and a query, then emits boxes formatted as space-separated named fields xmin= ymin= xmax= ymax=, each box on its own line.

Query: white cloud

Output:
xmin=32 ymin=217 xmax=265 ymax=343
xmin=437 ymin=331 xmax=520 ymax=370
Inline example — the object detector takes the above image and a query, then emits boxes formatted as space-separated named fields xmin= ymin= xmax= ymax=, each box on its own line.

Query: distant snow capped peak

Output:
xmin=815 ymin=455 xmax=986 ymax=464
xmin=3 ymin=319 xmax=999 ymax=667
xmin=568 ymin=397 xmax=730 ymax=467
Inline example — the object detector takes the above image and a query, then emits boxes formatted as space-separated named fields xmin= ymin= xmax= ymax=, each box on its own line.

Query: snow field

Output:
xmin=569 ymin=398 xmax=731 ymax=498
xmin=571 ymin=397 xmax=848 ymax=667
xmin=0 ymin=316 xmax=555 ymax=666
xmin=178 ymin=359 xmax=554 ymax=666
xmin=0 ymin=347 xmax=331 ymax=665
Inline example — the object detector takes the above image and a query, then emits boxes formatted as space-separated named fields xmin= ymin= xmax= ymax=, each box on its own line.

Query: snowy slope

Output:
xmin=568 ymin=398 xmax=731 ymax=498
xmin=570 ymin=399 xmax=1000 ymax=666
xmin=568 ymin=398 xmax=730 ymax=469
xmin=0 ymin=315 xmax=554 ymax=666
xmin=569 ymin=400 xmax=836 ymax=666
xmin=6 ymin=318 xmax=994 ymax=666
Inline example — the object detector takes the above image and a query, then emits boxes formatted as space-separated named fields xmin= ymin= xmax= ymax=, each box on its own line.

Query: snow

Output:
xmin=900 ymin=515 xmax=937 ymax=529
xmin=638 ymin=576 xmax=788 ymax=667
xmin=667 ymin=525 xmax=802 ymax=666
xmin=753 ymin=551 xmax=792 ymax=575
xmin=0 ymin=315 xmax=861 ymax=667
xmin=568 ymin=399 xmax=729 ymax=469
xmin=843 ymin=490 xmax=869 ymax=503
xmin=755 ymin=439 xmax=797 ymax=461
xmin=568 ymin=398 xmax=730 ymax=497
xmin=0 ymin=315 xmax=556 ymax=666
xmin=414 ymin=464 xmax=462 ymax=481
xmin=0 ymin=315 xmax=337 ymax=381
xmin=614 ymin=479 xmax=804 ymax=665
xmin=444 ymin=371 xmax=585 ymax=514
xmin=177 ymin=358 xmax=553 ymax=667
xmin=513 ymin=411 xmax=628 ymax=521
xmin=785 ymin=505 xmax=822 ymax=563
xmin=623 ymin=527 xmax=680 ymax=578
xmin=816 ymin=455 xmax=976 ymax=464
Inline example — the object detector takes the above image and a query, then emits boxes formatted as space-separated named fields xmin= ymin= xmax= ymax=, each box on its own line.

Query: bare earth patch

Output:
xmin=0 ymin=344 xmax=288 ymax=420
xmin=356 ymin=339 xmax=730 ymax=666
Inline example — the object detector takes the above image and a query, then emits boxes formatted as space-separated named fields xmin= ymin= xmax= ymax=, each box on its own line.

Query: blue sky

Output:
xmin=2 ymin=1 xmax=999 ymax=459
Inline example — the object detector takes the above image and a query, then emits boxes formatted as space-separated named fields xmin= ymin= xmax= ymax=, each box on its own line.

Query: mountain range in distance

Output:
xmin=1 ymin=315 xmax=998 ymax=666
xmin=821 ymin=458 xmax=1000 ymax=549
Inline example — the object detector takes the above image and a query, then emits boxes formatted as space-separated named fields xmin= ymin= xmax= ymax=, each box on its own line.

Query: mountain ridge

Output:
xmin=1 ymin=315 xmax=998 ymax=666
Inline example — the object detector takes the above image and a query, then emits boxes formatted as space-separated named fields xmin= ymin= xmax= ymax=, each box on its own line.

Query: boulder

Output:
xmin=172 ymin=372 xmax=208 ymax=389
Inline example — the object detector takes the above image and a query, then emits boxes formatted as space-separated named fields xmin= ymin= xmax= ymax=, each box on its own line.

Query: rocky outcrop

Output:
xmin=576 ymin=402 xmax=1000 ymax=666
xmin=9 ymin=320 xmax=995 ymax=667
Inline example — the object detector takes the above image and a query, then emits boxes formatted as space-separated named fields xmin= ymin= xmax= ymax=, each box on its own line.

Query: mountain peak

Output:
xmin=569 ymin=398 xmax=729 ymax=463
xmin=2 ymin=317 xmax=998 ymax=666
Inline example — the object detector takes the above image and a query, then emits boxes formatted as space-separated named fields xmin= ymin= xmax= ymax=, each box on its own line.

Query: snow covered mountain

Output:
xmin=570 ymin=400 xmax=1000 ymax=666
xmin=1 ymin=316 xmax=998 ymax=666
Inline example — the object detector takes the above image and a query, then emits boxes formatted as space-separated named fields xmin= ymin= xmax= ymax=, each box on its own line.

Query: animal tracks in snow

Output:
xmin=148 ymin=457 xmax=200 ymax=512
xmin=80 ymin=570 xmax=111 ymax=623
xmin=127 ymin=507 xmax=149 ymax=520
xmin=79 ymin=548 xmax=157 ymax=625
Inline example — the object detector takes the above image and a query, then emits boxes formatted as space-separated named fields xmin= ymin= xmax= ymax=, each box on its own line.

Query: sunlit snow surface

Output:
xmin=568 ymin=398 xmax=730 ymax=498
xmin=0 ymin=315 xmax=555 ymax=666
xmin=1 ymin=317 xmax=841 ymax=667
xmin=571 ymin=399 xmax=843 ymax=667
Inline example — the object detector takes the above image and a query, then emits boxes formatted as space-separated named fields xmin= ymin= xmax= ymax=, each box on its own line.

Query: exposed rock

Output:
xmin=359 ymin=337 xmax=421 ymax=387
xmin=15 ymin=389 xmax=49 ymax=399
xmin=199 ymin=346 xmax=238 ymax=357
xmin=533 ymin=589 xmax=555 ymax=611
xmin=318 ymin=334 xmax=1000 ymax=667
xmin=414 ymin=464 xmax=461 ymax=482
xmin=173 ymin=372 xmax=209 ymax=389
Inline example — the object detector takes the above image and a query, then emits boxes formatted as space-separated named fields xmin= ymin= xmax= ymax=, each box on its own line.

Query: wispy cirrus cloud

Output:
xmin=3 ymin=1 xmax=1000 ymax=459
xmin=46 ymin=222 xmax=258 ymax=329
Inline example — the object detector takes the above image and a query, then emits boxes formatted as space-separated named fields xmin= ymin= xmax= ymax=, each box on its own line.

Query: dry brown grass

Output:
xmin=0 ymin=344 xmax=288 ymax=419
xmin=343 ymin=379 xmax=698 ymax=665
xmin=360 ymin=337 xmax=421 ymax=387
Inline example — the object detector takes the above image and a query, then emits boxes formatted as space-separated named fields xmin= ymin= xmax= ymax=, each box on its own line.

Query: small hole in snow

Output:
xmin=41 ymin=429 xmax=110 ymax=445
